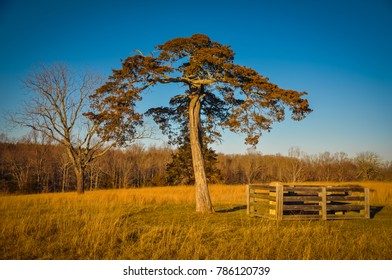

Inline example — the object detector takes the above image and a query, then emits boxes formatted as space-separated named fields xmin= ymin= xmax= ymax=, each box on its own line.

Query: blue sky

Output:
xmin=0 ymin=0 xmax=391 ymax=160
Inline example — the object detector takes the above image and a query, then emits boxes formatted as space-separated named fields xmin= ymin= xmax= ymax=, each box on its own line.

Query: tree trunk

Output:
xmin=74 ymin=166 xmax=85 ymax=194
xmin=189 ymin=93 xmax=214 ymax=213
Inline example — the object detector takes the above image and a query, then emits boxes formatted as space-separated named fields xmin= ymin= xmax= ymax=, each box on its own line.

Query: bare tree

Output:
xmin=355 ymin=151 xmax=382 ymax=180
xmin=12 ymin=64 xmax=115 ymax=193
xmin=284 ymin=147 xmax=306 ymax=182
xmin=9 ymin=149 xmax=31 ymax=192
xmin=242 ymin=148 xmax=267 ymax=184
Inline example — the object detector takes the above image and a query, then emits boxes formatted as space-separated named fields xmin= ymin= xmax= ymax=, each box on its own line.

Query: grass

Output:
xmin=0 ymin=182 xmax=391 ymax=260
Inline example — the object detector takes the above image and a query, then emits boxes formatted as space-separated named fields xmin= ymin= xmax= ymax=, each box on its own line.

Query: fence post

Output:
xmin=320 ymin=187 xmax=327 ymax=220
xmin=246 ymin=185 xmax=250 ymax=215
xmin=364 ymin=188 xmax=370 ymax=219
xmin=276 ymin=184 xmax=283 ymax=221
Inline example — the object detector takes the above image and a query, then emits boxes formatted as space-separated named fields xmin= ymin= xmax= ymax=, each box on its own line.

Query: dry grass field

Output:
xmin=0 ymin=182 xmax=391 ymax=260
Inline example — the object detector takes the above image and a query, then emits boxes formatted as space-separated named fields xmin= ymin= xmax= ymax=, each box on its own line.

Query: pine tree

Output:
xmin=166 ymin=136 xmax=221 ymax=185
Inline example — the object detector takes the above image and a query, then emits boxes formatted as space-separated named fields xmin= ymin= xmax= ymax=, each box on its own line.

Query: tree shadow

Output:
xmin=370 ymin=206 xmax=384 ymax=218
xmin=216 ymin=205 xmax=247 ymax=213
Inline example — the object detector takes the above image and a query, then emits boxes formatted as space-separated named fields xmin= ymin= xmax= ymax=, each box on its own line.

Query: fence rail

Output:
xmin=247 ymin=183 xmax=370 ymax=220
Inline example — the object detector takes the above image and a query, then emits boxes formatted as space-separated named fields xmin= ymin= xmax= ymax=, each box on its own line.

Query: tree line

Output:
xmin=1 ymin=134 xmax=390 ymax=194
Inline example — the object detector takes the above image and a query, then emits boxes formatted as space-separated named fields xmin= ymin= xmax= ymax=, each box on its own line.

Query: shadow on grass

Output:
xmin=215 ymin=205 xmax=384 ymax=218
xmin=216 ymin=205 xmax=247 ymax=213
xmin=370 ymin=206 xmax=384 ymax=218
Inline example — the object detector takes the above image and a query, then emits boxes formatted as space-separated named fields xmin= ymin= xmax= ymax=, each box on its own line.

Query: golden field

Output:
xmin=0 ymin=182 xmax=391 ymax=260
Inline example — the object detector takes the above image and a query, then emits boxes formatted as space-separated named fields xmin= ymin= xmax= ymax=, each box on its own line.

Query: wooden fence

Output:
xmin=247 ymin=183 xmax=370 ymax=220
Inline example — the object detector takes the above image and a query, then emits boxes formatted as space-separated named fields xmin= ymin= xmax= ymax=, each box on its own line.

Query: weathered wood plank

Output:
xmin=284 ymin=185 xmax=323 ymax=189
xmin=252 ymin=193 xmax=274 ymax=200
xmin=253 ymin=189 xmax=271 ymax=194
xmin=283 ymin=186 xmax=323 ymax=192
xmin=326 ymin=186 xmax=364 ymax=192
xmin=250 ymin=185 xmax=277 ymax=191
xmin=327 ymin=205 xmax=365 ymax=211
xmin=283 ymin=205 xmax=322 ymax=211
xmin=276 ymin=185 xmax=283 ymax=221
xmin=327 ymin=196 xmax=365 ymax=201
xmin=321 ymin=187 xmax=327 ymax=220
xmin=284 ymin=196 xmax=322 ymax=202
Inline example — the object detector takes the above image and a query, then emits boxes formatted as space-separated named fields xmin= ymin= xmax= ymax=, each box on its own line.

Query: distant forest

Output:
xmin=1 ymin=133 xmax=391 ymax=194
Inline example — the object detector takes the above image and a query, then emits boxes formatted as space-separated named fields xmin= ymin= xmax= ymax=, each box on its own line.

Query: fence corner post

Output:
xmin=271 ymin=182 xmax=283 ymax=221
xmin=364 ymin=188 xmax=370 ymax=219
xmin=321 ymin=186 xmax=327 ymax=220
